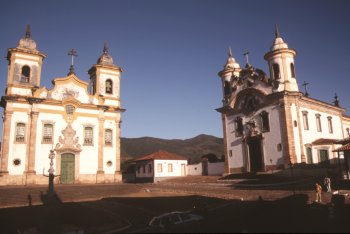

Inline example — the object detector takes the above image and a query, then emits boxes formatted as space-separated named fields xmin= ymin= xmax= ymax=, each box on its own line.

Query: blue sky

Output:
xmin=0 ymin=0 xmax=350 ymax=140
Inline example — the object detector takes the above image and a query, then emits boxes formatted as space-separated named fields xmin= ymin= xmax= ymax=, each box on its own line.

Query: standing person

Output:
xmin=324 ymin=176 xmax=331 ymax=193
xmin=315 ymin=183 xmax=322 ymax=203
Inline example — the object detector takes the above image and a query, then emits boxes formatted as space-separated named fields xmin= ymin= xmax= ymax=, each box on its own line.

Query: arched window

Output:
xmin=21 ymin=65 xmax=30 ymax=82
xmin=302 ymin=111 xmax=309 ymax=130
xmin=327 ymin=117 xmax=333 ymax=134
xmin=290 ymin=63 xmax=295 ymax=78
xmin=235 ymin=117 xmax=243 ymax=137
xmin=15 ymin=123 xmax=26 ymax=142
xmin=272 ymin=64 xmax=280 ymax=80
xmin=105 ymin=79 xmax=113 ymax=94
xmin=316 ymin=114 xmax=322 ymax=132
xmin=224 ymin=81 xmax=231 ymax=96
xmin=260 ymin=111 xmax=270 ymax=132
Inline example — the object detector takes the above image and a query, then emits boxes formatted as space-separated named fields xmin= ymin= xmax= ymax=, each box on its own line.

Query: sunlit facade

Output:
xmin=217 ymin=27 xmax=350 ymax=174
xmin=0 ymin=26 xmax=125 ymax=185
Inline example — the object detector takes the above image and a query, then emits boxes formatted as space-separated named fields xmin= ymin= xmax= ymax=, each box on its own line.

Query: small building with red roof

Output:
xmin=132 ymin=150 xmax=188 ymax=183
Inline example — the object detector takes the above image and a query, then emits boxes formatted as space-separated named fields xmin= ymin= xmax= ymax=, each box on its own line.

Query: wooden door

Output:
xmin=60 ymin=153 xmax=75 ymax=184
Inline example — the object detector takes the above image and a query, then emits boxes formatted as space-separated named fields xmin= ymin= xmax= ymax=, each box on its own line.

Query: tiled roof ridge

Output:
xmin=133 ymin=150 xmax=187 ymax=161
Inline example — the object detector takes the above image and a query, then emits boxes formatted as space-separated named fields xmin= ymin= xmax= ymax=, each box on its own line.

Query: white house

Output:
xmin=133 ymin=150 xmax=188 ymax=183
xmin=217 ymin=26 xmax=350 ymax=175
xmin=0 ymin=26 xmax=124 ymax=185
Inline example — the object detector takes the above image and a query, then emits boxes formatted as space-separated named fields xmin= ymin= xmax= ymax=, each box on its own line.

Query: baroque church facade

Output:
xmin=217 ymin=27 xmax=350 ymax=174
xmin=0 ymin=26 xmax=124 ymax=185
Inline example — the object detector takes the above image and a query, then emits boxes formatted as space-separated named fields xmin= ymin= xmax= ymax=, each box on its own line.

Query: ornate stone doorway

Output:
xmin=247 ymin=136 xmax=264 ymax=172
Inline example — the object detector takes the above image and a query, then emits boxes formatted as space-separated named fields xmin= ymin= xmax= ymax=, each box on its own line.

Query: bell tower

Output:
xmin=88 ymin=43 xmax=122 ymax=108
xmin=6 ymin=25 xmax=46 ymax=96
xmin=218 ymin=48 xmax=241 ymax=104
xmin=264 ymin=25 xmax=298 ymax=92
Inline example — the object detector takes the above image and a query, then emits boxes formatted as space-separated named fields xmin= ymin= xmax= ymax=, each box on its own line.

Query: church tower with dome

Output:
xmin=217 ymin=26 xmax=350 ymax=175
xmin=0 ymin=26 xmax=125 ymax=185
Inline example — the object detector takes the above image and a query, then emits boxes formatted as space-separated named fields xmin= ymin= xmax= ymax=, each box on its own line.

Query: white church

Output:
xmin=0 ymin=26 xmax=124 ymax=185
xmin=217 ymin=26 xmax=350 ymax=175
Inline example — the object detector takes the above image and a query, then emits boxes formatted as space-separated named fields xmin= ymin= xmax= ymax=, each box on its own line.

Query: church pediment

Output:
xmin=47 ymin=74 xmax=91 ymax=103
xmin=233 ymin=88 xmax=267 ymax=116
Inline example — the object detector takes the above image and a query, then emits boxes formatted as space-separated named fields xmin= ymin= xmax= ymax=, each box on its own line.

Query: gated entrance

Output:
xmin=60 ymin=153 xmax=75 ymax=184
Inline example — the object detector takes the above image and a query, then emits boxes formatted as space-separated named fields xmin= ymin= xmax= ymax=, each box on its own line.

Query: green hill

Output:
xmin=121 ymin=134 xmax=224 ymax=164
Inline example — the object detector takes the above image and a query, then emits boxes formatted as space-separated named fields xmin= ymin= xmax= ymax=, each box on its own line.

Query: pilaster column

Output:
xmin=221 ymin=114 xmax=230 ymax=174
xmin=0 ymin=111 xmax=13 ymax=174
xmin=280 ymin=98 xmax=297 ymax=167
xmin=26 ymin=111 xmax=39 ymax=174
xmin=114 ymin=120 xmax=121 ymax=175
xmin=296 ymin=100 xmax=306 ymax=163
xmin=97 ymin=117 xmax=104 ymax=174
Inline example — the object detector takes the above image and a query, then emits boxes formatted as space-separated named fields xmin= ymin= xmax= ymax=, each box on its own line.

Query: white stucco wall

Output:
xmin=208 ymin=162 xmax=225 ymax=175
xmin=187 ymin=163 xmax=202 ymax=176
xmin=226 ymin=105 xmax=284 ymax=171
xmin=153 ymin=159 xmax=187 ymax=178
xmin=299 ymin=107 xmax=344 ymax=163
xmin=8 ymin=111 xmax=28 ymax=175
xmin=76 ymin=116 xmax=99 ymax=174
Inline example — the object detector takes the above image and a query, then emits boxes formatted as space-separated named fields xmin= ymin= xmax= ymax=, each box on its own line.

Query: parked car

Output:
xmin=149 ymin=211 xmax=204 ymax=231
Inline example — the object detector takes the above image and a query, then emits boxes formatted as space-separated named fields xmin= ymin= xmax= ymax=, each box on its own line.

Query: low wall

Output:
xmin=188 ymin=162 xmax=224 ymax=176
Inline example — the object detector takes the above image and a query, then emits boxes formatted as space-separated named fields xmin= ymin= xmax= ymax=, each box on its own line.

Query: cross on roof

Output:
xmin=243 ymin=51 xmax=250 ymax=65
xmin=302 ymin=81 xmax=309 ymax=97
xmin=68 ymin=49 xmax=78 ymax=66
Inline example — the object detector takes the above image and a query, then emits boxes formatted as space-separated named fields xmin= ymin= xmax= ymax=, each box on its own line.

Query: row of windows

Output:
xmin=137 ymin=163 xmax=175 ymax=174
xmin=235 ymin=111 xmax=270 ymax=137
xmin=137 ymin=163 xmax=173 ymax=174
xmin=302 ymin=112 xmax=336 ymax=134
xmin=15 ymin=123 xmax=114 ymax=145
xmin=137 ymin=164 xmax=153 ymax=174
xmin=157 ymin=163 xmax=173 ymax=173
xmin=233 ymin=110 xmax=350 ymax=138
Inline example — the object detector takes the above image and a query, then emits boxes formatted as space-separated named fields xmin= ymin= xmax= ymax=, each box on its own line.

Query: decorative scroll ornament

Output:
xmin=246 ymin=119 xmax=259 ymax=137
xmin=55 ymin=123 xmax=81 ymax=152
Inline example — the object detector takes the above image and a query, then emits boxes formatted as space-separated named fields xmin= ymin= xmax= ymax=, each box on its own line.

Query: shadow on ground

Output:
xmin=0 ymin=191 xmax=349 ymax=233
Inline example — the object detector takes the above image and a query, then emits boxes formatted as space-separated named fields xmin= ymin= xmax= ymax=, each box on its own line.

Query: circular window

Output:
xmin=106 ymin=161 xmax=113 ymax=167
xmin=13 ymin=159 xmax=21 ymax=166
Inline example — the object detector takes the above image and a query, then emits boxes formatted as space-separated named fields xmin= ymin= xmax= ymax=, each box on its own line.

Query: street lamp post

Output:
xmin=48 ymin=149 xmax=56 ymax=196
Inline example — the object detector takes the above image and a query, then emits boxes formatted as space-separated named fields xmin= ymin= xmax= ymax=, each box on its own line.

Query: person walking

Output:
xmin=315 ymin=183 xmax=322 ymax=203
xmin=324 ymin=176 xmax=331 ymax=193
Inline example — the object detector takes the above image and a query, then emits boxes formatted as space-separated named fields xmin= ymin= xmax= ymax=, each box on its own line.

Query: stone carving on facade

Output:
xmin=55 ymin=123 xmax=82 ymax=153
xmin=246 ymin=119 xmax=259 ymax=137
xmin=239 ymin=64 xmax=269 ymax=87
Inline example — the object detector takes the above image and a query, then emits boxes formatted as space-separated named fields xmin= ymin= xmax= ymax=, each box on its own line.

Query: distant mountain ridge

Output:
xmin=121 ymin=134 xmax=224 ymax=164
